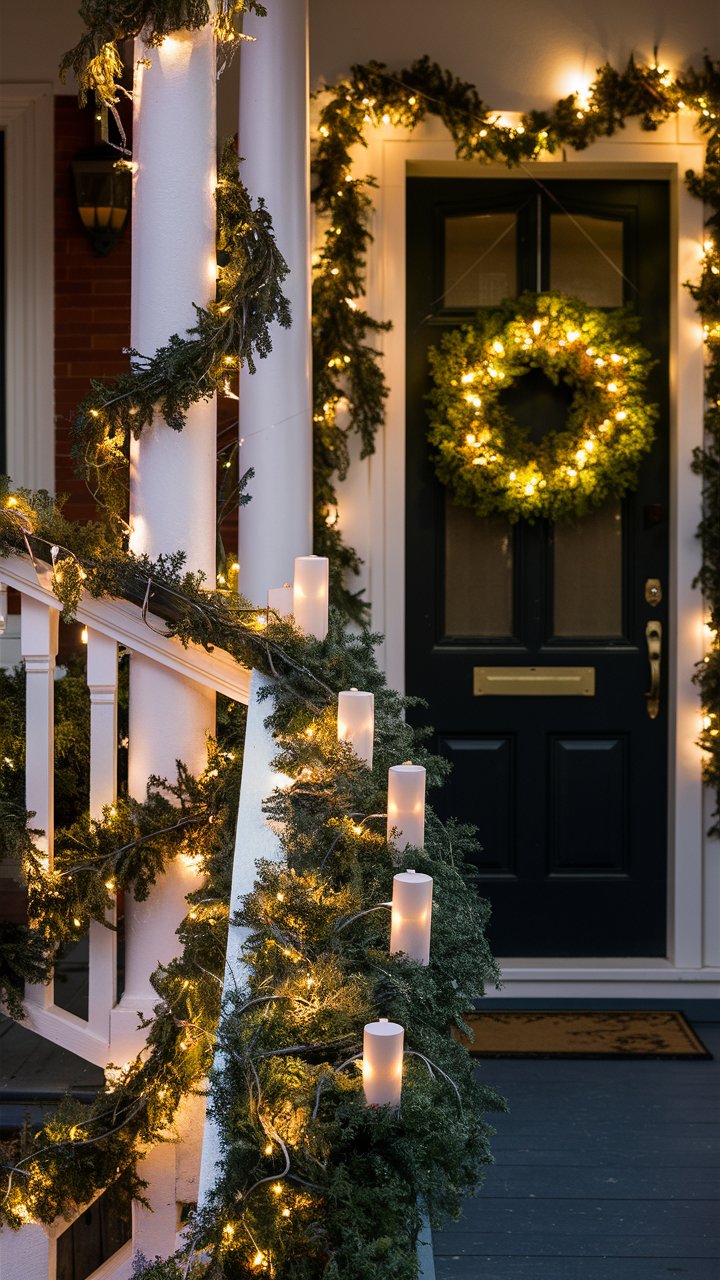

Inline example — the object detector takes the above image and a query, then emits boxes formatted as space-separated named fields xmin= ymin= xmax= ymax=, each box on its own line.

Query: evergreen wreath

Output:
xmin=426 ymin=292 xmax=658 ymax=522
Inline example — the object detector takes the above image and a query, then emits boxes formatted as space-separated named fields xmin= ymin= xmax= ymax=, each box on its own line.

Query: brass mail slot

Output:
xmin=473 ymin=666 xmax=595 ymax=696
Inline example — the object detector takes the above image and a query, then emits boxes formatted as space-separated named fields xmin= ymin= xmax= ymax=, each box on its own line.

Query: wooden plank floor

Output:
xmin=433 ymin=1023 xmax=720 ymax=1280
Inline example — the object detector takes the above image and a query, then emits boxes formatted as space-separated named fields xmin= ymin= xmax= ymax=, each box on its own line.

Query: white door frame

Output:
xmin=335 ymin=110 xmax=720 ymax=998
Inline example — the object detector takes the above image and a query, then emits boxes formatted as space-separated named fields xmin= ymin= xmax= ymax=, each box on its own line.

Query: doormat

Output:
xmin=453 ymin=1010 xmax=712 ymax=1059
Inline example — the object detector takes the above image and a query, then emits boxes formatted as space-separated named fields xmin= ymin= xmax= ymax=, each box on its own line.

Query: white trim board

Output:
xmin=488 ymin=961 xmax=720 ymax=1001
xmin=0 ymin=83 xmax=55 ymax=492
xmin=330 ymin=110 xmax=718 ymax=998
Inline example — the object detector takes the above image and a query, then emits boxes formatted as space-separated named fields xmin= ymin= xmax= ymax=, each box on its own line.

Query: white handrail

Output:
xmin=0 ymin=552 xmax=252 ymax=704
xmin=0 ymin=550 xmax=253 ymax=1066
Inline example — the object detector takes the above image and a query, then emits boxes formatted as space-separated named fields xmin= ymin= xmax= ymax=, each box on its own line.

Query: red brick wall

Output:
xmin=54 ymin=96 xmax=132 ymax=523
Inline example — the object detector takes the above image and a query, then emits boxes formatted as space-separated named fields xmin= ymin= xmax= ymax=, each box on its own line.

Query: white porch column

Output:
xmin=121 ymin=22 xmax=217 ymax=1027
xmin=237 ymin=0 xmax=313 ymax=604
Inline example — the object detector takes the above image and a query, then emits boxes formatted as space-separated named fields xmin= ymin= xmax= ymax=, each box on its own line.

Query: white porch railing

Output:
xmin=0 ymin=550 xmax=251 ymax=1068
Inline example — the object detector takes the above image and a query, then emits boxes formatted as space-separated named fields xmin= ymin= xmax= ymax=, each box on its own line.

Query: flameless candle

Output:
xmin=293 ymin=555 xmax=329 ymax=640
xmin=387 ymin=763 xmax=426 ymax=851
xmin=268 ymin=584 xmax=293 ymax=619
xmin=390 ymin=870 xmax=433 ymax=965
xmin=363 ymin=1018 xmax=404 ymax=1108
xmin=337 ymin=688 xmax=375 ymax=768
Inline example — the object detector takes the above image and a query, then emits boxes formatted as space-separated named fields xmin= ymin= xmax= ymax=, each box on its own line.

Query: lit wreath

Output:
xmin=427 ymin=292 xmax=658 ymax=521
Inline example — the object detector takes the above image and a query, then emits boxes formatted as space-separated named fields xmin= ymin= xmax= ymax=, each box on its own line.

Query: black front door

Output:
xmin=406 ymin=178 xmax=670 ymax=957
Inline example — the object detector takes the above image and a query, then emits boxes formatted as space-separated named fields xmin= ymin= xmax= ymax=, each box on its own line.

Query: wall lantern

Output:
xmin=71 ymin=149 xmax=132 ymax=256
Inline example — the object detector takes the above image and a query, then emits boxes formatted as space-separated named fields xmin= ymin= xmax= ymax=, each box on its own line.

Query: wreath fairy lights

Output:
xmin=427 ymin=292 xmax=659 ymax=521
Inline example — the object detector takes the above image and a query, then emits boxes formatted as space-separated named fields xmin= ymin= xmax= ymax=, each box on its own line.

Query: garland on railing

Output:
xmin=0 ymin=489 xmax=503 ymax=1278
xmin=60 ymin=1 xmax=267 ymax=107
xmin=310 ymin=53 xmax=720 ymax=810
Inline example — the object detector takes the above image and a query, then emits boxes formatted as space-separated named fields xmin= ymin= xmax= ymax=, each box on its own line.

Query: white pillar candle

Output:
xmin=293 ymin=555 xmax=329 ymax=640
xmin=390 ymin=870 xmax=433 ymax=965
xmin=363 ymin=1018 xmax=404 ymax=1109
xmin=268 ymin=585 xmax=293 ymax=619
xmin=337 ymin=688 xmax=374 ymax=768
xmin=387 ymin=763 xmax=426 ymax=850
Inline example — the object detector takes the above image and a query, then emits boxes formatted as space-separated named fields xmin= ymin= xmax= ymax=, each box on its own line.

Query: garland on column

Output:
xmin=73 ymin=140 xmax=290 ymax=537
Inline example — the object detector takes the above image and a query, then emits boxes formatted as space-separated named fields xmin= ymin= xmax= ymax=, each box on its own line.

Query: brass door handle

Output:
xmin=645 ymin=620 xmax=662 ymax=719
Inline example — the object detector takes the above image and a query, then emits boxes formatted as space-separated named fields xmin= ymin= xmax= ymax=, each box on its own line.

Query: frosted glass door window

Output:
xmin=444 ymin=212 xmax=517 ymax=307
xmin=444 ymin=497 xmax=513 ymax=636
xmin=553 ymin=502 xmax=623 ymax=636
xmin=550 ymin=213 xmax=624 ymax=306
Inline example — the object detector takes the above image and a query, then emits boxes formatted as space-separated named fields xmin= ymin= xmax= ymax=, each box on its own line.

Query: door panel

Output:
xmin=406 ymin=178 xmax=669 ymax=957
xmin=549 ymin=736 xmax=628 ymax=874
xmin=437 ymin=735 xmax=516 ymax=875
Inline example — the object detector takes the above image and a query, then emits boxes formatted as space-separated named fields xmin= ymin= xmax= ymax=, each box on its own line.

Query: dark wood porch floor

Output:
xmin=433 ymin=1021 xmax=720 ymax=1280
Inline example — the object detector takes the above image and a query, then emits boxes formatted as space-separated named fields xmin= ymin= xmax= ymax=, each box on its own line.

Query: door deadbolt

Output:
xmin=645 ymin=578 xmax=662 ymax=607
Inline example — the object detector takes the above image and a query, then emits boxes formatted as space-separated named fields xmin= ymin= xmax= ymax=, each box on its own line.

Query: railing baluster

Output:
xmin=86 ymin=628 xmax=118 ymax=1042
xmin=21 ymin=594 xmax=59 ymax=1012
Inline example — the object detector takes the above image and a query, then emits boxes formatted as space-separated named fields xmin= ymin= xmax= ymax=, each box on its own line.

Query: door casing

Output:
xmin=330 ymin=121 xmax=717 ymax=996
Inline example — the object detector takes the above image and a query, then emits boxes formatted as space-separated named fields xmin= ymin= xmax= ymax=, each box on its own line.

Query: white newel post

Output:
xmin=21 ymin=596 xmax=59 ymax=863
xmin=118 ymin=21 xmax=217 ymax=1049
xmin=86 ymin=628 xmax=118 ymax=1041
xmin=21 ymin=595 xmax=59 ymax=1013
xmin=237 ymin=0 xmax=313 ymax=603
